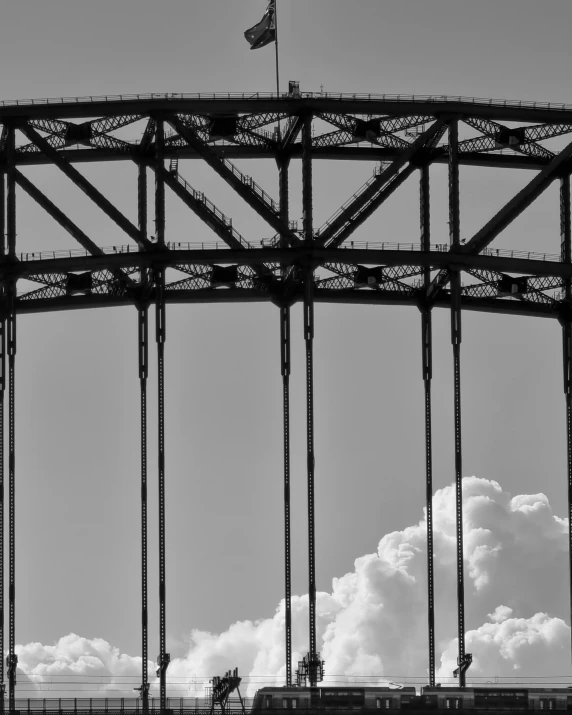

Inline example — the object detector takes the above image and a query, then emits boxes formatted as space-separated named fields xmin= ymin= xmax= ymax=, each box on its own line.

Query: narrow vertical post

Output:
xmin=5 ymin=125 xmax=17 ymax=709
xmin=304 ymin=267 xmax=317 ymax=686
xmin=138 ymin=161 xmax=150 ymax=713
xmin=560 ymin=175 xmax=572 ymax=670
xmin=0 ymin=142 xmax=5 ymax=711
xmin=449 ymin=119 xmax=469 ymax=687
xmin=155 ymin=119 xmax=165 ymax=249
xmin=302 ymin=115 xmax=313 ymax=246
xmin=301 ymin=112 xmax=320 ymax=686
xmin=155 ymin=119 xmax=169 ymax=711
xmin=280 ymin=305 xmax=292 ymax=686
xmin=139 ymin=305 xmax=149 ymax=711
xmin=273 ymin=0 xmax=280 ymax=98
xmin=420 ymin=164 xmax=435 ymax=687
xmin=278 ymin=156 xmax=292 ymax=686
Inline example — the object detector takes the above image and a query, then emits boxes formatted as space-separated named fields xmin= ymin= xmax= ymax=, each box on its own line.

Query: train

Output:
xmin=251 ymin=686 xmax=572 ymax=713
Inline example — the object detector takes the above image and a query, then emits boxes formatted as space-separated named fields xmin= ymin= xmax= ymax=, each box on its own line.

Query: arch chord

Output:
xmin=3 ymin=94 xmax=572 ymax=698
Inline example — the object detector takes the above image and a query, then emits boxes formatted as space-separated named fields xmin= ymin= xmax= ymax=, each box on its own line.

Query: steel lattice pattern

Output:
xmin=2 ymin=91 xmax=572 ymax=706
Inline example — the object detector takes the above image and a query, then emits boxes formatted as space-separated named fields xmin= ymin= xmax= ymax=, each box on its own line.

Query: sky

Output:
xmin=1 ymin=0 xmax=572 ymax=700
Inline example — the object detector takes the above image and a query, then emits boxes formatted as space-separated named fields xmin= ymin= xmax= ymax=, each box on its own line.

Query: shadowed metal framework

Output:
xmin=1 ymin=91 xmax=572 ymax=707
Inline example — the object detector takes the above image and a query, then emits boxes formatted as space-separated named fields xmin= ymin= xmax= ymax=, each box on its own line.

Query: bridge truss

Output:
xmin=1 ymin=91 xmax=572 ymax=709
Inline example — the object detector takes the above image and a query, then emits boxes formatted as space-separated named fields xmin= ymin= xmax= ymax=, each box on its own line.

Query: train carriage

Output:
xmin=252 ymin=687 xmax=572 ymax=714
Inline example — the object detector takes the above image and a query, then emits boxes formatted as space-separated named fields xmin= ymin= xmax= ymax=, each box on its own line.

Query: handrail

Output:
xmin=2 ymin=91 xmax=572 ymax=113
xmin=174 ymin=173 xmax=252 ymax=249
xmin=9 ymin=697 xmax=246 ymax=714
xmin=14 ymin=242 xmax=562 ymax=264
xmin=221 ymin=158 xmax=278 ymax=212
xmin=317 ymin=173 xmax=379 ymax=237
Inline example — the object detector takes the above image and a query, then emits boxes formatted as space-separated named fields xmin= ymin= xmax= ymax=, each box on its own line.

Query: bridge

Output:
xmin=1 ymin=90 xmax=572 ymax=710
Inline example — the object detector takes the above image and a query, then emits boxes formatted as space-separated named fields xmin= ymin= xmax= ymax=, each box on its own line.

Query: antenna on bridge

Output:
xmin=295 ymin=653 xmax=324 ymax=687
xmin=210 ymin=668 xmax=245 ymax=715
xmin=453 ymin=653 xmax=473 ymax=685
xmin=133 ymin=683 xmax=150 ymax=712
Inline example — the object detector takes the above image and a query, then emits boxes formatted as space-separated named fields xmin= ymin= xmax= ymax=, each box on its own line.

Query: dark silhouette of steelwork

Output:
xmin=210 ymin=669 xmax=245 ymax=715
xmin=1 ymin=91 xmax=572 ymax=707
xmin=420 ymin=164 xmax=435 ymax=688
xmin=138 ymin=157 xmax=150 ymax=713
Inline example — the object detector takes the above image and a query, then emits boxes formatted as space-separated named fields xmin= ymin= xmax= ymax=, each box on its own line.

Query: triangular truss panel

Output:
xmin=1 ymin=91 xmax=571 ymax=316
xmin=5 ymin=91 xmax=572 ymax=708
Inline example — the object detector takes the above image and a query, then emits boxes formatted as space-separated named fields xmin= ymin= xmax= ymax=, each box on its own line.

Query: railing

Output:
xmin=9 ymin=698 xmax=205 ymax=713
xmin=174 ymin=174 xmax=252 ymax=249
xmin=2 ymin=92 xmax=572 ymax=112
xmin=221 ymin=159 xmax=278 ymax=213
xmin=13 ymin=242 xmax=562 ymax=264
xmin=317 ymin=174 xmax=380 ymax=238
xmin=9 ymin=697 xmax=254 ymax=714
xmin=340 ymin=241 xmax=562 ymax=263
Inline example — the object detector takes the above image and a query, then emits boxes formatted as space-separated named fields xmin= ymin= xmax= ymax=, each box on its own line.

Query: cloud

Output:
xmin=14 ymin=478 xmax=571 ymax=697
xmin=438 ymin=610 xmax=570 ymax=680
xmin=16 ymin=634 xmax=153 ymax=698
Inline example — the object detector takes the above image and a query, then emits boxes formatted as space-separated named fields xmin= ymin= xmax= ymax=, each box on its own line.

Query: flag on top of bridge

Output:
xmin=244 ymin=1 xmax=276 ymax=50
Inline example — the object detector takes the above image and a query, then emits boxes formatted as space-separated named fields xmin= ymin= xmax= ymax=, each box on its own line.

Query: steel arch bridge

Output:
xmin=1 ymin=90 xmax=572 ymax=711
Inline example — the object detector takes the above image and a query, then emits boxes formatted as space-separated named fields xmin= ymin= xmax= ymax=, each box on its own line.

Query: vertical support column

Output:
xmin=420 ymin=164 xmax=435 ymax=687
xmin=155 ymin=118 xmax=165 ymax=249
xmin=139 ymin=305 xmax=149 ymax=711
xmin=156 ymin=268 xmax=169 ymax=710
xmin=5 ymin=125 xmax=17 ymax=709
xmin=449 ymin=119 xmax=470 ymax=687
xmin=304 ymin=268 xmax=317 ymax=686
xmin=302 ymin=115 xmax=313 ymax=245
xmin=155 ymin=118 xmax=170 ymax=711
xmin=280 ymin=305 xmax=292 ymax=686
xmin=301 ymin=112 xmax=321 ymax=687
xmin=278 ymin=156 xmax=292 ymax=686
xmin=138 ymin=161 xmax=150 ymax=713
xmin=560 ymin=175 xmax=572 ymax=669
xmin=0 ymin=139 xmax=5 ymax=710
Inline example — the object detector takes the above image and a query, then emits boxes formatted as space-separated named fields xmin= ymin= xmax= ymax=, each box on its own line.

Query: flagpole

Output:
xmin=274 ymin=0 xmax=280 ymax=97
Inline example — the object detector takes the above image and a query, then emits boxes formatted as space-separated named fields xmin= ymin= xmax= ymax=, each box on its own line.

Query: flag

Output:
xmin=244 ymin=1 xmax=276 ymax=50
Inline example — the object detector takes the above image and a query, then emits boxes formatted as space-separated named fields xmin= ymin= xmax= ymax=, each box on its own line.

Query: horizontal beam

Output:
xmin=2 ymin=95 xmax=572 ymax=124
xmin=7 ymin=247 xmax=572 ymax=281
xmin=14 ymin=283 xmax=558 ymax=319
xmin=9 ymin=143 xmax=554 ymax=172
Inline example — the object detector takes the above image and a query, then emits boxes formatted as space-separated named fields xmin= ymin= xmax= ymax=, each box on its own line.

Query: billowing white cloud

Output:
xmin=14 ymin=478 xmax=572 ymax=697
xmin=438 ymin=609 xmax=570 ymax=680
xmin=16 ymin=634 xmax=154 ymax=698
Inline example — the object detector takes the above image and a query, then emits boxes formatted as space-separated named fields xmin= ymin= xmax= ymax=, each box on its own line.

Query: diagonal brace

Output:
xmin=426 ymin=135 xmax=572 ymax=302
xmin=156 ymin=165 xmax=249 ymax=251
xmin=165 ymin=114 xmax=302 ymax=247
xmin=464 ymin=137 xmax=572 ymax=254
xmin=317 ymin=120 xmax=446 ymax=248
xmin=325 ymin=166 xmax=417 ymax=250
xmin=15 ymin=170 xmax=103 ymax=256
xmin=18 ymin=122 xmax=152 ymax=251
xmin=15 ymin=170 xmax=137 ymax=291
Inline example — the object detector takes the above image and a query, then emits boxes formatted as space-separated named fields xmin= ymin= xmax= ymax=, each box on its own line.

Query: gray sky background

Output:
xmin=1 ymin=0 xmax=572 ymax=691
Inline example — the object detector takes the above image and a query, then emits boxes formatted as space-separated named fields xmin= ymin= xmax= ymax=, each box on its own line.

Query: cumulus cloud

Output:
xmin=16 ymin=634 xmax=154 ymax=698
xmin=15 ymin=478 xmax=571 ymax=697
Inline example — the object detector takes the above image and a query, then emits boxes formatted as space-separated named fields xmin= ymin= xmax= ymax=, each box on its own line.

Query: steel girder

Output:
xmin=1 ymin=92 xmax=572 ymax=700
xmin=0 ymin=93 xmax=570 ymax=322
